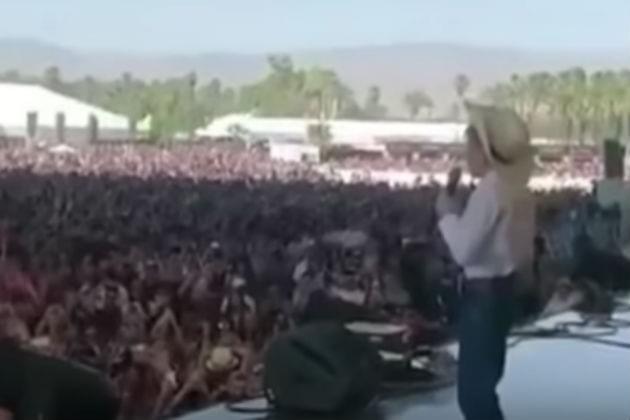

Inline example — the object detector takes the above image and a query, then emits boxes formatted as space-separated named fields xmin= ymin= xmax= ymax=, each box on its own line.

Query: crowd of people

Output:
xmin=324 ymin=150 xmax=601 ymax=190
xmin=0 ymin=145 xmax=591 ymax=419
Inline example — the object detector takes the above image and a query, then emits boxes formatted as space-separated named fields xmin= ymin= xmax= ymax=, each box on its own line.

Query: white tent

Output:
xmin=0 ymin=83 xmax=130 ymax=142
xmin=48 ymin=144 xmax=78 ymax=155
xmin=198 ymin=114 xmax=466 ymax=146
xmin=269 ymin=142 xmax=320 ymax=163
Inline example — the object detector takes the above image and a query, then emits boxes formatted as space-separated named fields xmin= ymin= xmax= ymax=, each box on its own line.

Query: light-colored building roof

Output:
xmin=269 ymin=142 xmax=320 ymax=163
xmin=198 ymin=114 xmax=467 ymax=146
xmin=0 ymin=83 xmax=129 ymax=135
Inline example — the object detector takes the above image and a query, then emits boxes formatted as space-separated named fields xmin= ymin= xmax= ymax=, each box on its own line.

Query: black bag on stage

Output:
xmin=0 ymin=342 xmax=120 ymax=420
xmin=263 ymin=322 xmax=382 ymax=415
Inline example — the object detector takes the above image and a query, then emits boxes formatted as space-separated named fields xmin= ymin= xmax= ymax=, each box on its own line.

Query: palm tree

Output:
xmin=328 ymin=83 xmax=355 ymax=120
xmin=507 ymin=74 xmax=528 ymax=118
xmin=483 ymin=68 xmax=630 ymax=144
xmin=524 ymin=72 xmax=554 ymax=125
xmin=481 ymin=83 xmax=513 ymax=107
xmin=588 ymin=71 xmax=608 ymax=141
xmin=482 ymin=76 xmax=526 ymax=115
xmin=570 ymin=68 xmax=591 ymax=144
xmin=550 ymin=68 xmax=588 ymax=144
xmin=453 ymin=74 xmax=471 ymax=122
xmin=599 ymin=71 xmax=622 ymax=139
xmin=122 ymin=72 xmax=133 ymax=88
xmin=454 ymin=74 xmax=471 ymax=99
xmin=304 ymin=68 xmax=357 ymax=121
xmin=1 ymin=69 xmax=21 ymax=83
xmin=588 ymin=71 xmax=623 ymax=142
xmin=364 ymin=85 xmax=387 ymax=119
xmin=618 ymin=70 xmax=630 ymax=140
xmin=43 ymin=66 xmax=62 ymax=91
xmin=403 ymin=90 xmax=434 ymax=120
xmin=303 ymin=68 xmax=341 ymax=120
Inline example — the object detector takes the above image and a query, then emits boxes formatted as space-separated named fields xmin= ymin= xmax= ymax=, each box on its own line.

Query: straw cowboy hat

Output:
xmin=464 ymin=101 xmax=534 ymax=191
xmin=205 ymin=346 xmax=239 ymax=372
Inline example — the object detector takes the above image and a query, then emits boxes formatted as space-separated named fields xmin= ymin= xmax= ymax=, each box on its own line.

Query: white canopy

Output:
xmin=198 ymin=114 xmax=466 ymax=146
xmin=0 ymin=83 xmax=129 ymax=134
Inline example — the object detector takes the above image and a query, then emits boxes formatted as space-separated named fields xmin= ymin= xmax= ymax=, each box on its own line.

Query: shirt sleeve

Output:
xmin=438 ymin=184 xmax=500 ymax=268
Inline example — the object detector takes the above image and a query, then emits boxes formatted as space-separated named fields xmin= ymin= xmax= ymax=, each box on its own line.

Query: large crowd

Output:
xmin=324 ymin=151 xmax=601 ymax=190
xmin=0 ymin=145 xmax=594 ymax=419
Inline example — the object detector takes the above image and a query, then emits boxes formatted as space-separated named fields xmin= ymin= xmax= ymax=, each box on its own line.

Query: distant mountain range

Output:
xmin=1 ymin=38 xmax=629 ymax=115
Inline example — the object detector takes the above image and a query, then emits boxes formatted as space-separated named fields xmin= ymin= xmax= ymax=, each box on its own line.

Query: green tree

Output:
xmin=590 ymin=70 xmax=623 ymax=140
xmin=221 ymin=87 xmax=237 ymax=114
xmin=453 ymin=73 xmax=471 ymax=121
xmin=146 ymin=84 xmax=180 ymax=142
xmin=579 ymin=69 xmax=629 ymax=142
xmin=198 ymin=78 xmax=227 ymax=121
xmin=233 ymin=56 xmax=356 ymax=120
xmin=104 ymin=73 xmax=149 ymax=126
xmin=0 ymin=69 xmax=22 ymax=83
xmin=363 ymin=86 xmax=388 ymax=119
xmin=122 ymin=72 xmax=133 ymax=88
xmin=304 ymin=68 xmax=338 ymax=119
xmin=238 ymin=55 xmax=307 ymax=117
xmin=403 ymin=90 xmax=434 ymax=119
xmin=302 ymin=67 xmax=356 ymax=120
xmin=523 ymin=72 xmax=554 ymax=124
xmin=43 ymin=66 xmax=63 ymax=92
xmin=482 ymin=82 xmax=512 ymax=107
xmin=483 ymin=70 xmax=586 ymax=141
xmin=618 ymin=70 xmax=630 ymax=140
xmin=554 ymin=67 xmax=589 ymax=144
xmin=181 ymin=72 xmax=201 ymax=138
xmin=454 ymin=74 xmax=471 ymax=99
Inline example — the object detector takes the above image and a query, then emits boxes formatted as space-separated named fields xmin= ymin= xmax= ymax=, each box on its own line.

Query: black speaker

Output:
xmin=263 ymin=323 xmax=382 ymax=415
xmin=603 ymin=139 xmax=625 ymax=179
xmin=0 ymin=344 xmax=120 ymax=420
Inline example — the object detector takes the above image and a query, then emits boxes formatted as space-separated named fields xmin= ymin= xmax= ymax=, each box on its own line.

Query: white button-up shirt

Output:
xmin=438 ymin=171 xmax=535 ymax=280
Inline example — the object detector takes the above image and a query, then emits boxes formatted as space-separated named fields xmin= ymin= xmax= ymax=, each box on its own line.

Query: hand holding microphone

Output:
xmin=446 ymin=167 xmax=462 ymax=195
xmin=436 ymin=167 xmax=464 ymax=219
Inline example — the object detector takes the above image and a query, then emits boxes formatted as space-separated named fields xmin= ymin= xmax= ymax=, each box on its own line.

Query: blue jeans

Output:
xmin=457 ymin=276 xmax=515 ymax=420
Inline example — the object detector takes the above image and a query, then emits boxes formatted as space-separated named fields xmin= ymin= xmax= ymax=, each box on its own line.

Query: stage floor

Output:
xmin=178 ymin=302 xmax=630 ymax=420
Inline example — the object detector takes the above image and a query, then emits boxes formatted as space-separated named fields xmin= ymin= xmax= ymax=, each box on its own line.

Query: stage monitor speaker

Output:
xmin=603 ymin=139 xmax=625 ymax=179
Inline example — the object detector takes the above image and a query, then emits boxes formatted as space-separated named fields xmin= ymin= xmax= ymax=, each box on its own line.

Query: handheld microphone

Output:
xmin=446 ymin=167 xmax=462 ymax=196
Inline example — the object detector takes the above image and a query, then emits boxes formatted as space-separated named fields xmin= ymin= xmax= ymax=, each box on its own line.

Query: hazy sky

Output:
xmin=1 ymin=0 xmax=629 ymax=53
